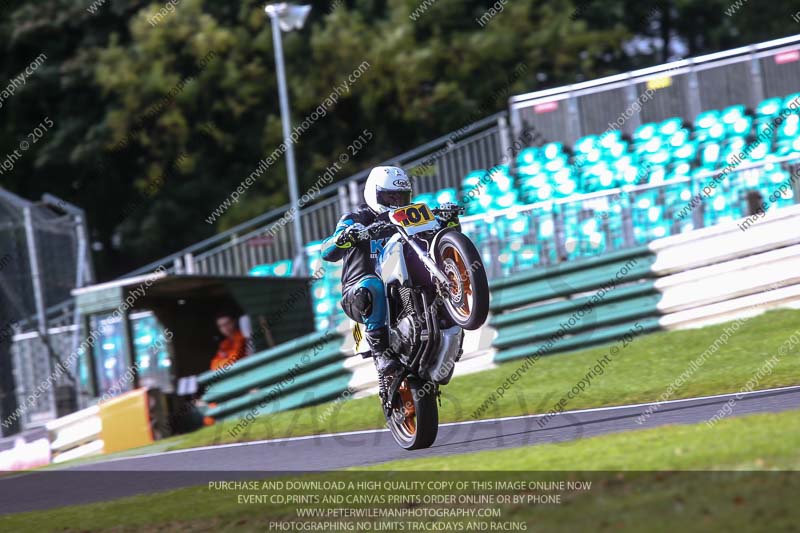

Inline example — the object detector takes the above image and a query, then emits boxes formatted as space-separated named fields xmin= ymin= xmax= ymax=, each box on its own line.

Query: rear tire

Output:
xmin=434 ymin=231 xmax=490 ymax=330
xmin=386 ymin=377 xmax=438 ymax=450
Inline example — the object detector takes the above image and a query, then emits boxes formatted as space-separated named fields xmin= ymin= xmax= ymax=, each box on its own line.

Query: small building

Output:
xmin=69 ymin=272 xmax=316 ymax=432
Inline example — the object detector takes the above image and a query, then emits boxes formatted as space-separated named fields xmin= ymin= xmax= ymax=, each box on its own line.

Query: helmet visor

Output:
xmin=376 ymin=188 xmax=412 ymax=208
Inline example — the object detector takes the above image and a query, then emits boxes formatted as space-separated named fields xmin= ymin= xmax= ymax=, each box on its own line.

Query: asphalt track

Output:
xmin=2 ymin=385 xmax=799 ymax=515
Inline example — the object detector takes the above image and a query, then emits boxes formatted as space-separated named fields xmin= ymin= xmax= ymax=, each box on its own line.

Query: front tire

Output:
xmin=434 ymin=231 xmax=490 ymax=330
xmin=386 ymin=377 xmax=438 ymax=450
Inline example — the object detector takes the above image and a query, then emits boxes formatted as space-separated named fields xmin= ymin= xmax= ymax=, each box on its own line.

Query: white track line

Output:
xmin=68 ymin=384 xmax=800 ymax=468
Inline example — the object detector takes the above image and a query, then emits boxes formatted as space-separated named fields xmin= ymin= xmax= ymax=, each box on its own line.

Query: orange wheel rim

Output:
xmin=443 ymin=246 xmax=473 ymax=317
xmin=398 ymin=380 xmax=416 ymax=434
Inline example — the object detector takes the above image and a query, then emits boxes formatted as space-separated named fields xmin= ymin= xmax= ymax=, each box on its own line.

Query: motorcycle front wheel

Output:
xmin=386 ymin=377 xmax=438 ymax=450
xmin=434 ymin=231 xmax=490 ymax=331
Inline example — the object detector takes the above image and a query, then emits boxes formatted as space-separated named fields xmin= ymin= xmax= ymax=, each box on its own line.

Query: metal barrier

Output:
xmin=510 ymin=34 xmax=800 ymax=145
xmin=128 ymin=113 xmax=507 ymax=279
xmin=460 ymin=156 xmax=800 ymax=279
xmin=46 ymin=405 xmax=103 ymax=464
xmin=0 ymin=188 xmax=93 ymax=435
xmin=9 ymin=317 xmax=81 ymax=428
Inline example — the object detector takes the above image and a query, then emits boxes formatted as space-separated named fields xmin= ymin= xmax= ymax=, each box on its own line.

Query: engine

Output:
xmin=388 ymin=285 xmax=421 ymax=365
xmin=389 ymin=315 xmax=419 ymax=366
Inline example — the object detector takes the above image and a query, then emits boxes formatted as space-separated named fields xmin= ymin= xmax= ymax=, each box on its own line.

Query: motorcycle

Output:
xmin=352 ymin=202 xmax=490 ymax=450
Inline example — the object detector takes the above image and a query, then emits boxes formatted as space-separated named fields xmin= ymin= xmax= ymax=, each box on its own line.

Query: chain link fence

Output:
xmin=0 ymin=188 xmax=92 ymax=434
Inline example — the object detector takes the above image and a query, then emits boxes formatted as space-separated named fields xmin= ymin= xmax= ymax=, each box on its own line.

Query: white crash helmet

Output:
xmin=364 ymin=166 xmax=413 ymax=213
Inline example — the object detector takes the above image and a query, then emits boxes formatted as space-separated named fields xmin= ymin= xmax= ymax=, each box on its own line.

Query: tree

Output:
xmin=1 ymin=0 xmax=798 ymax=279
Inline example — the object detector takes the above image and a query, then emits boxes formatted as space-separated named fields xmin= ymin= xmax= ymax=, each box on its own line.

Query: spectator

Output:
xmin=209 ymin=314 xmax=248 ymax=371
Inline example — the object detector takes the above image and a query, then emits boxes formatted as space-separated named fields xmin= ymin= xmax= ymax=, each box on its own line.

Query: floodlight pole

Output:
xmin=267 ymin=4 xmax=307 ymax=276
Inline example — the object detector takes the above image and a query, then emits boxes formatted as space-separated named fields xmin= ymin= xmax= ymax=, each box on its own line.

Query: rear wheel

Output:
xmin=435 ymin=231 xmax=490 ymax=330
xmin=386 ymin=377 xmax=438 ymax=450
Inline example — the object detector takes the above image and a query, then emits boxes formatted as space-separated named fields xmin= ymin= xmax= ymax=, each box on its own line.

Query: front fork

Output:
xmin=395 ymin=228 xmax=451 ymax=287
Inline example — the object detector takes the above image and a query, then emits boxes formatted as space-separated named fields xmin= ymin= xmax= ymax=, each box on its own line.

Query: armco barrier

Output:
xmin=0 ymin=427 xmax=51 ymax=471
xmin=199 ymin=329 xmax=351 ymax=421
xmin=490 ymin=203 xmax=800 ymax=363
xmin=651 ymin=202 xmax=800 ymax=329
xmin=489 ymin=246 xmax=659 ymax=363
xmin=47 ymin=405 xmax=103 ymax=464
xmin=45 ymin=388 xmax=155 ymax=464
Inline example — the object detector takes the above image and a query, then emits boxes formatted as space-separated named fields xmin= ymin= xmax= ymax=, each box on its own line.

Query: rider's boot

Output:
xmin=365 ymin=326 xmax=402 ymax=390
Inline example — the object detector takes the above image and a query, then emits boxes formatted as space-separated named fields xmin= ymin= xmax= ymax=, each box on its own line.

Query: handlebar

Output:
xmin=432 ymin=205 xmax=465 ymax=216
xmin=367 ymin=221 xmax=394 ymax=236
xmin=360 ymin=205 xmax=463 ymax=240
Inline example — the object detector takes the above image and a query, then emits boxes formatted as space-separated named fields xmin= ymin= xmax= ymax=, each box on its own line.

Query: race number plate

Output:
xmin=390 ymin=203 xmax=438 ymax=233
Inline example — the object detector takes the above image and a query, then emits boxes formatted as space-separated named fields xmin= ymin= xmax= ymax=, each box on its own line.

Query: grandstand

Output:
xmin=224 ymin=36 xmax=800 ymax=332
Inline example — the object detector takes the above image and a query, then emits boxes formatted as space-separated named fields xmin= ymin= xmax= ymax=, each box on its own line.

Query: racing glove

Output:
xmin=436 ymin=202 xmax=465 ymax=219
xmin=337 ymin=222 xmax=370 ymax=246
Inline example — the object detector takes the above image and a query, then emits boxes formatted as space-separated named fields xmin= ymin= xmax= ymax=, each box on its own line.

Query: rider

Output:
xmin=321 ymin=166 xmax=412 ymax=380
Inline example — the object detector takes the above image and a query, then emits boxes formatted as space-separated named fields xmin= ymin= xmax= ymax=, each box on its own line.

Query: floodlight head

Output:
xmin=265 ymin=3 xmax=312 ymax=32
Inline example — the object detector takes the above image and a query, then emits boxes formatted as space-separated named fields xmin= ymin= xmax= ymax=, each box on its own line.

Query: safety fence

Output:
xmin=6 ymin=299 xmax=89 ymax=431
xmin=0 ymin=188 xmax=93 ymax=436
xmin=128 ymin=113 xmax=507 ymax=279
xmin=510 ymin=34 xmax=800 ymax=146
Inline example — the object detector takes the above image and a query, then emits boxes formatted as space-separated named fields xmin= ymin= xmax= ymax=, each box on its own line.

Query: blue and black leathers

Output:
xmin=321 ymin=204 xmax=389 ymax=333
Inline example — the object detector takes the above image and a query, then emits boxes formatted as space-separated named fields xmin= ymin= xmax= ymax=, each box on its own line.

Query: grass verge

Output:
xmin=3 ymin=409 xmax=799 ymax=532
xmin=167 ymin=308 xmax=800 ymax=451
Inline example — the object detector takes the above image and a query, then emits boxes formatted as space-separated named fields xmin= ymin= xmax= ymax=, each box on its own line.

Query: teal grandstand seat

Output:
xmin=695 ymin=110 xmax=720 ymax=130
xmin=515 ymin=244 xmax=539 ymax=270
xmin=248 ymin=259 xmax=293 ymax=278
xmin=729 ymin=115 xmax=752 ymax=136
xmin=633 ymin=123 xmax=657 ymax=143
xmin=541 ymin=142 xmax=564 ymax=160
xmin=574 ymin=135 xmax=597 ymax=154
xmin=783 ymin=93 xmax=800 ymax=112
xmin=462 ymin=170 xmax=487 ymax=189
xmin=700 ymin=142 xmax=722 ymax=166
xmin=435 ymin=188 xmax=458 ymax=206
xmin=249 ymin=264 xmax=273 ymax=277
xmin=487 ymin=166 xmax=514 ymax=192
xmin=658 ymin=117 xmax=683 ymax=136
xmin=778 ymin=114 xmax=799 ymax=139
xmin=517 ymin=147 xmax=539 ymax=165
xmin=757 ymin=97 xmax=781 ymax=118
xmin=598 ymin=130 xmax=622 ymax=147
xmin=544 ymin=155 xmax=568 ymax=172
xmin=272 ymin=259 xmax=293 ymax=277
xmin=721 ymin=105 xmax=745 ymax=125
